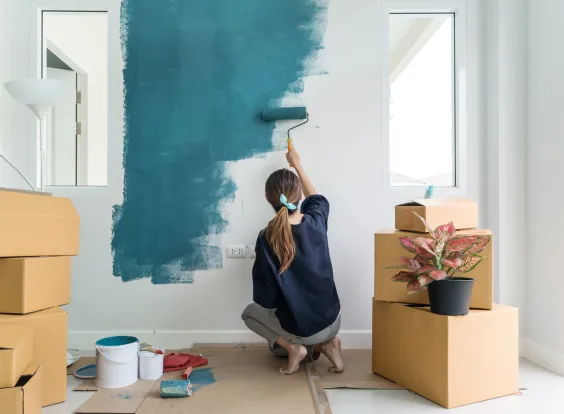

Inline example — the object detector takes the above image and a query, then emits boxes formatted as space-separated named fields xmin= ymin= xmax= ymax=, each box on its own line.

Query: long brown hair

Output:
xmin=265 ymin=169 xmax=302 ymax=274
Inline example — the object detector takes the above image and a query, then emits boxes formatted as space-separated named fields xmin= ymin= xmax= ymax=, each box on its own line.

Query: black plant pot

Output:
xmin=427 ymin=277 xmax=475 ymax=316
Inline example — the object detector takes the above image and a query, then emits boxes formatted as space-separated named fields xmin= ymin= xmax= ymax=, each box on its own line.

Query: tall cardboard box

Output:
xmin=0 ymin=190 xmax=79 ymax=257
xmin=395 ymin=198 xmax=478 ymax=232
xmin=0 ymin=308 xmax=67 ymax=407
xmin=0 ymin=364 xmax=42 ymax=414
xmin=374 ymin=229 xmax=493 ymax=309
xmin=0 ymin=257 xmax=71 ymax=314
xmin=0 ymin=325 xmax=34 ymax=388
xmin=372 ymin=300 xmax=519 ymax=408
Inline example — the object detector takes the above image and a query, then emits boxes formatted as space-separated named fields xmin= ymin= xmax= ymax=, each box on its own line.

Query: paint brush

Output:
xmin=160 ymin=380 xmax=192 ymax=398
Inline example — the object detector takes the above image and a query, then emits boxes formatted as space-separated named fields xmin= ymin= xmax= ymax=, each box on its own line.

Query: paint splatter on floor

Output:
xmin=190 ymin=368 xmax=217 ymax=392
xmin=110 ymin=392 xmax=133 ymax=400
xmin=112 ymin=0 xmax=328 ymax=283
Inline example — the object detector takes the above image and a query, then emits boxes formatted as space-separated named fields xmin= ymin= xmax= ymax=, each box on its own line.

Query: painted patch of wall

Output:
xmin=113 ymin=0 xmax=328 ymax=284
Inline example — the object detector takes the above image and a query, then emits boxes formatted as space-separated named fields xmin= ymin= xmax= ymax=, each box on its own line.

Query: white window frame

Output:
xmin=382 ymin=0 xmax=476 ymax=204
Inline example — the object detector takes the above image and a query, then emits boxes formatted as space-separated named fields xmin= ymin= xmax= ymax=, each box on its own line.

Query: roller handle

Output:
xmin=287 ymin=139 xmax=294 ymax=168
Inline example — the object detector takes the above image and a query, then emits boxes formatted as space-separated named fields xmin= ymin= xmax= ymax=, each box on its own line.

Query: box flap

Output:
xmin=397 ymin=198 xmax=477 ymax=207
xmin=0 ymin=364 xmax=40 ymax=414
xmin=0 ymin=386 xmax=23 ymax=414
xmin=21 ymin=364 xmax=41 ymax=414
xmin=0 ymin=325 xmax=33 ymax=350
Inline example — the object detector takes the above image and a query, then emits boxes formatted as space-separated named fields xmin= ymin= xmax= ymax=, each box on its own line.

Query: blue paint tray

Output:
xmin=74 ymin=364 xmax=97 ymax=379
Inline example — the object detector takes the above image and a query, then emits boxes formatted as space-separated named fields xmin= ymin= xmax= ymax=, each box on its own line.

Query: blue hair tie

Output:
xmin=280 ymin=194 xmax=297 ymax=210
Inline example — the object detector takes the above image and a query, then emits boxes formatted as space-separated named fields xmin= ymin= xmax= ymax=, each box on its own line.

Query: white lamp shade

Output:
xmin=4 ymin=78 xmax=64 ymax=119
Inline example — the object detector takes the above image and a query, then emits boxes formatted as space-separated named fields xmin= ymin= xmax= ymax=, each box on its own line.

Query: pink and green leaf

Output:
xmin=465 ymin=236 xmax=491 ymax=254
xmin=398 ymin=237 xmax=417 ymax=253
xmin=416 ymin=265 xmax=436 ymax=275
xmin=400 ymin=256 xmax=421 ymax=271
xmin=413 ymin=212 xmax=437 ymax=239
xmin=414 ymin=255 xmax=431 ymax=266
xmin=434 ymin=222 xmax=455 ymax=240
xmin=407 ymin=279 xmax=423 ymax=294
xmin=415 ymin=245 xmax=434 ymax=259
xmin=446 ymin=236 xmax=478 ymax=252
xmin=455 ymin=255 xmax=484 ymax=273
xmin=391 ymin=271 xmax=417 ymax=282
xmin=417 ymin=274 xmax=434 ymax=288
xmin=430 ymin=270 xmax=448 ymax=280
xmin=441 ymin=257 xmax=463 ymax=269
xmin=414 ymin=238 xmax=437 ymax=256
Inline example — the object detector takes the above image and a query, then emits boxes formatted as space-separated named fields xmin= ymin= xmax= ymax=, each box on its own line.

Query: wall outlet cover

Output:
xmin=227 ymin=245 xmax=247 ymax=258
xmin=247 ymin=245 xmax=256 ymax=259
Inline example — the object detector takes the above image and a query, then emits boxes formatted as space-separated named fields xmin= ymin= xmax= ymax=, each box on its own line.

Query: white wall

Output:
xmin=0 ymin=0 xmax=35 ymax=190
xmin=484 ymin=0 xmax=527 ymax=325
xmin=522 ymin=0 xmax=564 ymax=374
xmin=1 ymin=0 xmax=486 ymax=350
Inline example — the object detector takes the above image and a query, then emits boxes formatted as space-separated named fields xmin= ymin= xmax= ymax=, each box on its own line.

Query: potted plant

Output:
xmin=389 ymin=213 xmax=491 ymax=316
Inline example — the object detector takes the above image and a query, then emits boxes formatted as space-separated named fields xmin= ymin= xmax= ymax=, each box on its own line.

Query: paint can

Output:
xmin=95 ymin=336 xmax=140 ymax=388
xmin=139 ymin=349 xmax=164 ymax=380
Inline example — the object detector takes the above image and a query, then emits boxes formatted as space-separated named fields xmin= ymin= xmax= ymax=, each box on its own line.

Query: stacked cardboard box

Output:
xmin=0 ymin=190 xmax=79 ymax=411
xmin=372 ymin=199 xmax=519 ymax=409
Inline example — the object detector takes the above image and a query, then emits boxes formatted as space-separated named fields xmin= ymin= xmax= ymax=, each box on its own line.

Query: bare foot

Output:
xmin=279 ymin=344 xmax=307 ymax=375
xmin=321 ymin=337 xmax=344 ymax=373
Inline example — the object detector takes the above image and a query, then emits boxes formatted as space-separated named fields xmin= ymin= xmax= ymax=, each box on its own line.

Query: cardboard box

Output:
xmin=0 ymin=190 xmax=79 ymax=257
xmin=0 ymin=308 xmax=67 ymax=407
xmin=0 ymin=364 xmax=42 ymax=414
xmin=0 ymin=325 xmax=34 ymax=388
xmin=395 ymin=198 xmax=478 ymax=232
xmin=372 ymin=300 xmax=519 ymax=408
xmin=374 ymin=229 xmax=493 ymax=309
xmin=0 ymin=257 xmax=71 ymax=314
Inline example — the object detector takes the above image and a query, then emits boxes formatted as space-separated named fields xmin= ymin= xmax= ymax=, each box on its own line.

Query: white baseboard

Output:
xmin=68 ymin=329 xmax=372 ymax=351
xmin=520 ymin=337 xmax=564 ymax=376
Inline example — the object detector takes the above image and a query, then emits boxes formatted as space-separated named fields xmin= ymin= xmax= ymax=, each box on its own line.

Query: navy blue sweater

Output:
xmin=252 ymin=195 xmax=341 ymax=338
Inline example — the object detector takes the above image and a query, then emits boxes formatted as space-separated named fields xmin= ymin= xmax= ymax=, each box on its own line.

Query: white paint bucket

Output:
xmin=95 ymin=336 xmax=139 ymax=388
xmin=139 ymin=350 xmax=164 ymax=380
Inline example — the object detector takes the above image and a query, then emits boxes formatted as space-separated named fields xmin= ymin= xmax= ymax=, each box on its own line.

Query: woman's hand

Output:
xmin=287 ymin=150 xmax=316 ymax=196
xmin=286 ymin=150 xmax=301 ymax=168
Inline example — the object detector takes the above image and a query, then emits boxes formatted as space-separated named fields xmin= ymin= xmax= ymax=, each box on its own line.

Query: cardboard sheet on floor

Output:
xmin=316 ymin=349 xmax=404 ymax=390
xmin=135 ymin=347 xmax=319 ymax=414
xmin=74 ymin=380 xmax=157 ymax=413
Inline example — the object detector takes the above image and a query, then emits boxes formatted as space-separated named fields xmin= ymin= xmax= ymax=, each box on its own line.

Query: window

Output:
xmin=389 ymin=13 xmax=456 ymax=187
xmin=42 ymin=11 xmax=109 ymax=187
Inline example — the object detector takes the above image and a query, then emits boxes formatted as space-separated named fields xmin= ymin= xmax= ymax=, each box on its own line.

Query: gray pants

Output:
xmin=241 ymin=303 xmax=341 ymax=357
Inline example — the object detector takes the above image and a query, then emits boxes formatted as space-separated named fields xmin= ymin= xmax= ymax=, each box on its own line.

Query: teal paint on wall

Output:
xmin=113 ymin=0 xmax=327 ymax=283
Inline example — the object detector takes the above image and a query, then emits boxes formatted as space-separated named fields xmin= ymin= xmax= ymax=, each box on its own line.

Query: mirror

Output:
xmin=42 ymin=11 xmax=108 ymax=186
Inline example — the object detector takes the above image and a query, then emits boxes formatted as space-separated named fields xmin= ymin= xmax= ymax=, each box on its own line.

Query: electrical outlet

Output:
xmin=227 ymin=245 xmax=247 ymax=258
xmin=247 ymin=245 xmax=256 ymax=259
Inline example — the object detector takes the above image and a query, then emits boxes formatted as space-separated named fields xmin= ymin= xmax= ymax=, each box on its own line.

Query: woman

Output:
xmin=241 ymin=150 xmax=343 ymax=375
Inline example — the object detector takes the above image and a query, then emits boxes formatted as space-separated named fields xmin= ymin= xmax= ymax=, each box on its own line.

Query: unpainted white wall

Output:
xmin=522 ymin=0 xmax=564 ymax=374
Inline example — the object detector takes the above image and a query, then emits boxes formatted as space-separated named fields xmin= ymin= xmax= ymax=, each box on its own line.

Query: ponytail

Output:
xmin=266 ymin=207 xmax=295 ymax=274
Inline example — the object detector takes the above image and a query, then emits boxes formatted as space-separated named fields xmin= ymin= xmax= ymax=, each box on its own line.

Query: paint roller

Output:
xmin=261 ymin=106 xmax=309 ymax=166
xmin=160 ymin=380 xmax=193 ymax=398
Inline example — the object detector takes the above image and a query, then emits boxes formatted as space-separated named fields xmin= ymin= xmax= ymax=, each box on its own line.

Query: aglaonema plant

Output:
xmin=389 ymin=213 xmax=491 ymax=294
